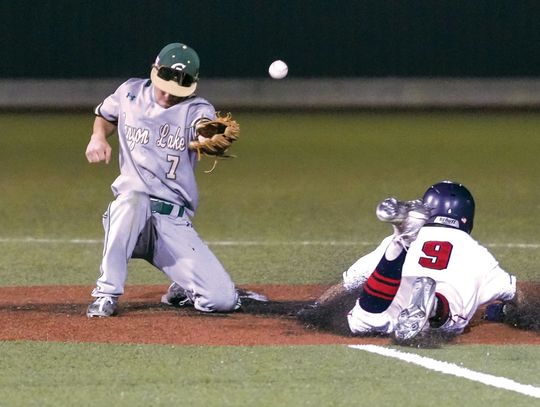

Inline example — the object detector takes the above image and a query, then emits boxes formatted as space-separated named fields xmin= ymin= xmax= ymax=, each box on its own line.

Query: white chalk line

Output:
xmin=0 ymin=237 xmax=539 ymax=249
xmin=350 ymin=345 xmax=540 ymax=399
xmin=0 ymin=237 xmax=370 ymax=246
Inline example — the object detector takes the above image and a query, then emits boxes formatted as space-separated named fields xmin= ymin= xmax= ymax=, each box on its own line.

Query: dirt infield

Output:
xmin=0 ymin=284 xmax=538 ymax=346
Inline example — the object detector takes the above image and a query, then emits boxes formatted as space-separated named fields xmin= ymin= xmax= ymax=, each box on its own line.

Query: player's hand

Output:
xmin=85 ymin=135 xmax=112 ymax=164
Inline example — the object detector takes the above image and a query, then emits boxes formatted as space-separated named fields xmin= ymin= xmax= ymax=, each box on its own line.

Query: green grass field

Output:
xmin=0 ymin=112 xmax=538 ymax=406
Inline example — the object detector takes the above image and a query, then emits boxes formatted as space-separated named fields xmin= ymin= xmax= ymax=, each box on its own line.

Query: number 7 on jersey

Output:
xmin=166 ymin=154 xmax=180 ymax=179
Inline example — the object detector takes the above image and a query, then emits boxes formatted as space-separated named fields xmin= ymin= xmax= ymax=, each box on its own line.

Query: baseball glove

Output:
xmin=190 ymin=112 xmax=240 ymax=159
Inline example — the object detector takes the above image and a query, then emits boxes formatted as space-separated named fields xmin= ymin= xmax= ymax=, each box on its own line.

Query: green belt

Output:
xmin=150 ymin=198 xmax=185 ymax=217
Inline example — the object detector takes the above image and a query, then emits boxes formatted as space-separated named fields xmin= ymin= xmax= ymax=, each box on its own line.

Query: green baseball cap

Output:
xmin=151 ymin=43 xmax=200 ymax=97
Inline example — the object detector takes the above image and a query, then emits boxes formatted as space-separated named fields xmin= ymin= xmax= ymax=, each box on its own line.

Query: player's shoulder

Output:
xmin=418 ymin=225 xmax=493 ymax=255
xmin=419 ymin=225 xmax=471 ymax=239
xmin=123 ymin=77 xmax=148 ymax=85
xmin=414 ymin=225 xmax=475 ymax=249
xmin=116 ymin=78 xmax=149 ymax=91
xmin=121 ymin=78 xmax=152 ymax=88
xmin=184 ymin=95 xmax=216 ymax=119
xmin=186 ymin=95 xmax=214 ymax=108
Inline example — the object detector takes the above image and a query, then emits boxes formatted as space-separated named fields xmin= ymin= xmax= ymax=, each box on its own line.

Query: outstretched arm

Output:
xmin=484 ymin=281 xmax=540 ymax=333
xmin=85 ymin=116 xmax=116 ymax=164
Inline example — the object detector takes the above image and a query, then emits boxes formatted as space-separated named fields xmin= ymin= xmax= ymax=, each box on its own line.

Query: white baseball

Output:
xmin=268 ymin=60 xmax=288 ymax=79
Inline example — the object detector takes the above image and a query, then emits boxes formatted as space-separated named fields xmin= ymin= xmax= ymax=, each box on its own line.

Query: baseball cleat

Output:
xmin=161 ymin=282 xmax=194 ymax=307
xmin=237 ymin=288 xmax=269 ymax=302
xmin=376 ymin=197 xmax=409 ymax=224
xmin=377 ymin=197 xmax=430 ymax=247
xmin=395 ymin=201 xmax=431 ymax=247
xmin=86 ymin=296 xmax=118 ymax=317
xmin=393 ymin=277 xmax=437 ymax=344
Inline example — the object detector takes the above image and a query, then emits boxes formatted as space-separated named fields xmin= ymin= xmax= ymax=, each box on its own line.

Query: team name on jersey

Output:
xmin=125 ymin=123 xmax=150 ymax=150
xmin=156 ymin=123 xmax=187 ymax=152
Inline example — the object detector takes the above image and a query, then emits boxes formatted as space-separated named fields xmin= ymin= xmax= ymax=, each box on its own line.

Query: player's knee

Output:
xmin=193 ymin=289 xmax=239 ymax=313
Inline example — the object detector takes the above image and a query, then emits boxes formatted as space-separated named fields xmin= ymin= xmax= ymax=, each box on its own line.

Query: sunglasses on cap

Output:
xmin=153 ymin=64 xmax=197 ymax=87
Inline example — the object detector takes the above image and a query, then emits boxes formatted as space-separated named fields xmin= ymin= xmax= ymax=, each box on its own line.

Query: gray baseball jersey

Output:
xmin=90 ymin=79 xmax=238 ymax=312
xmin=95 ymin=78 xmax=212 ymax=215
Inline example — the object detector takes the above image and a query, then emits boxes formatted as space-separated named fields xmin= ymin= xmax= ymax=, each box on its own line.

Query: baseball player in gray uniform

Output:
xmin=85 ymin=42 xmax=240 ymax=317
xmin=300 ymin=181 xmax=524 ymax=345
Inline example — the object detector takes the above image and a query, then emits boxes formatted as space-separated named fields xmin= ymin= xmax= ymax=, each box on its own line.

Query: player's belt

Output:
xmin=150 ymin=197 xmax=185 ymax=217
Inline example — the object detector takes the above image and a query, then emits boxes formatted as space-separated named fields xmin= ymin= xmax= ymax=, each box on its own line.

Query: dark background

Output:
xmin=2 ymin=0 xmax=540 ymax=79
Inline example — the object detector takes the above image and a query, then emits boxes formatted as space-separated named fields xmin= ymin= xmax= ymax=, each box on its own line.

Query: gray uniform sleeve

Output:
xmin=94 ymin=80 xmax=131 ymax=123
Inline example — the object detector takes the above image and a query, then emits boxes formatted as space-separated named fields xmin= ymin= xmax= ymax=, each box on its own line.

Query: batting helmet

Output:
xmin=422 ymin=180 xmax=475 ymax=234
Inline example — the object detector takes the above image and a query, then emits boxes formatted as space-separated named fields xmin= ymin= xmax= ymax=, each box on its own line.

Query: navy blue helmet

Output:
xmin=422 ymin=181 xmax=475 ymax=234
